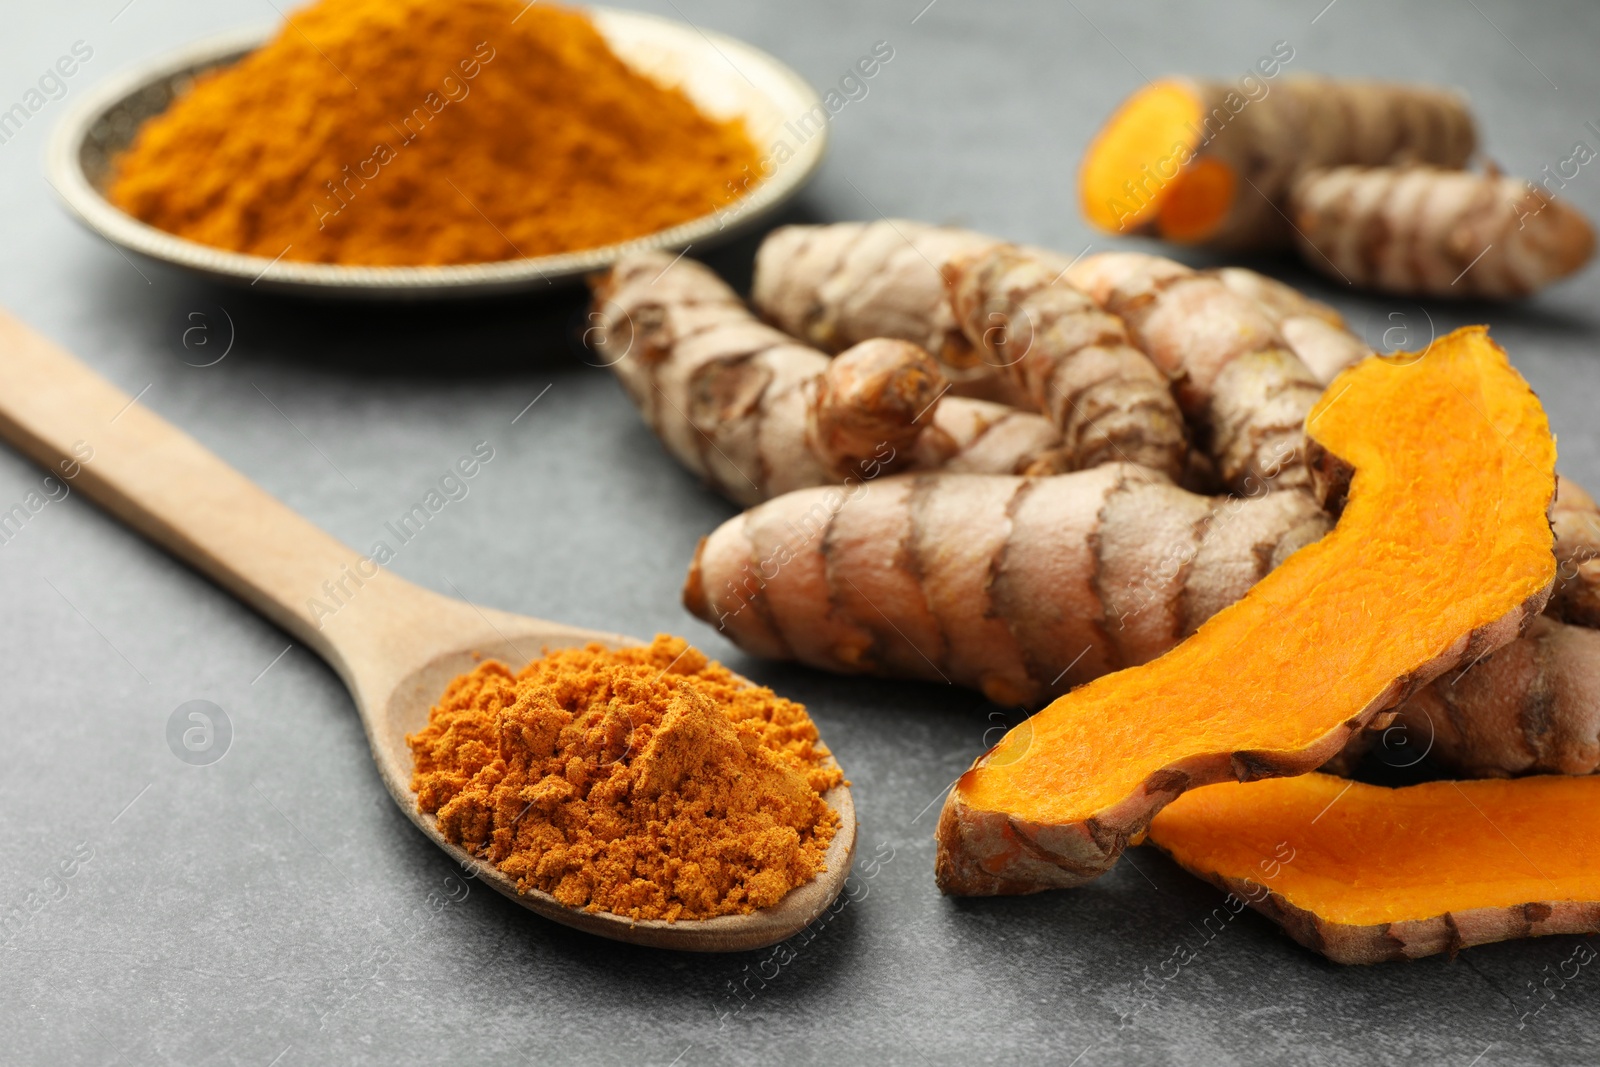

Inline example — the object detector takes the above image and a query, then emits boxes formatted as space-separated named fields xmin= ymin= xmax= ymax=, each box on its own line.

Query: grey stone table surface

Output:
xmin=3 ymin=0 xmax=1599 ymax=1064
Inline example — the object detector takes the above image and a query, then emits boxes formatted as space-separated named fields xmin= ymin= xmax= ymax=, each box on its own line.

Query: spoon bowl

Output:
xmin=377 ymin=628 xmax=855 ymax=951
xmin=0 ymin=309 xmax=855 ymax=951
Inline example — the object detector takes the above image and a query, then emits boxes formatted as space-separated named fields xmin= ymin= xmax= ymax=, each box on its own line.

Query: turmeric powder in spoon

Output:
xmin=408 ymin=636 xmax=842 ymax=922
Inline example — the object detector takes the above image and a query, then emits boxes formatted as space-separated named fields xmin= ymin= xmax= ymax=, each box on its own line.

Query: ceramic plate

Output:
xmin=45 ymin=9 xmax=827 ymax=299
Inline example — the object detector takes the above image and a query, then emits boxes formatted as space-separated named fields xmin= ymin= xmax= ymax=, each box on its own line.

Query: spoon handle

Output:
xmin=0 ymin=309 xmax=435 ymax=680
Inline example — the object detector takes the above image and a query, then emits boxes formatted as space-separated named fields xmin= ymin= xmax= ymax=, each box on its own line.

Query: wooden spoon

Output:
xmin=0 ymin=311 xmax=855 ymax=952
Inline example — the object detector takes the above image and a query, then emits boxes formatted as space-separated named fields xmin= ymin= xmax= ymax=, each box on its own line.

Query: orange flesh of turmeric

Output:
xmin=1079 ymin=80 xmax=1207 ymax=233
xmin=1148 ymin=774 xmax=1600 ymax=926
xmin=961 ymin=327 xmax=1555 ymax=827
xmin=1157 ymin=155 xmax=1235 ymax=241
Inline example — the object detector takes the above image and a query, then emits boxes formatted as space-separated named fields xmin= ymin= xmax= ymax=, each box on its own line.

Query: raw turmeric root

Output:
xmin=1205 ymin=267 xmax=1371 ymax=385
xmin=688 ymin=469 xmax=1600 ymax=776
xmin=587 ymin=251 xmax=1066 ymax=506
xmin=1550 ymin=475 xmax=1600 ymax=626
xmin=1080 ymin=76 xmax=1595 ymax=297
xmin=681 ymin=463 xmax=1330 ymax=704
xmin=1080 ymin=77 xmax=1475 ymax=249
xmin=1290 ymin=165 xmax=1596 ymax=298
xmin=752 ymin=224 xmax=1377 ymax=492
xmin=1146 ymin=773 xmax=1600 ymax=964
xmin=935 ymin=326 xmax=1555 ymax=894
xmin=751 ymin=221 xmax=1190 ymax=478
xmin=1390 ymin=615 xmax=1600 ymax=777
xmin=751 ymin=220 xmax=987 ymax=374
xmin=1064 ymin=251 xmax=1324 ymax=492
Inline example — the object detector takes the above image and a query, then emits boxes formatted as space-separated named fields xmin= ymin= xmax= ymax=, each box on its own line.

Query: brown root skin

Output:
xmin=1549 ymin=475 xmax=1600 ymax=626
xmin=1081 ymin=77 xmax=1476 ymax=251
xmin=906 ymin=397 xmax=1070 ymax=482
xmin=945 ymin=243 xmax=1189 ymax=477
xmin=1392 ymin=615 xmax=1600 ymax=777
xmin=1066 ymin=251 xmax=1323 ymax=494
xmin=1190 ymin=870 xmax=1600 ymax=966
xmin=936 ymin=327 xmax=1556 ymax=896
xmin=1076 ymin=77 xmax=1595 ymax=297
xmin=1306 ymin=438 xmax=1354 ymax=518
xmin=935 ymin=584 xmax=1551 ymax=896
xmin=1290 ymin=165 xmax=1597 ymax=298
xmin=811 ymin=339 xmax=944 ymax=479
xmin=1316 ymin=728 xmax=1373 ymax=777
xmin=682 ymin=465 xmax=1331 ymax=706
xmin=589 ymin=251 xmax=1067 ymax=506
xmin=1205 ymin=267 xmax=1372 ymax=385
xmin=936 ymin=786 xmax=1153 ymax=895
xmin=1207 ymin=266 xmax=1343 ymax=330
xmin=751 ymin=221 xmax=1190 ymax=479
xmin=936 ymin=734 xmax=1355 ymax=896
xmin=751 ymin=220 xmax=987 ymax=371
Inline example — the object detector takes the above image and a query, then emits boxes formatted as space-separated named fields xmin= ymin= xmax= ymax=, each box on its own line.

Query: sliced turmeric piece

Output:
xmin=1078 ymin=79 xmax=1207 ymax=236
xmin=935 ymin=326 xmax=1556 ymax=895
xmin=1146 ymin=773 xmax=1600 ymax=964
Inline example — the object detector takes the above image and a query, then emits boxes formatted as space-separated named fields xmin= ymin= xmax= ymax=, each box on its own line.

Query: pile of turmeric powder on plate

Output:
xmin=108 ymin=0 xmax=761 ymax=266
xmin=408 ymin=635 xmax=843 ymax=922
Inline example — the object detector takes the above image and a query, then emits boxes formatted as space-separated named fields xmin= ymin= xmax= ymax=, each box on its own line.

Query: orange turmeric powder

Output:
xmin=108 ymin=0 xmax=761 ymax=266
xmin=407 ymin=635 xmax=842 ymax=922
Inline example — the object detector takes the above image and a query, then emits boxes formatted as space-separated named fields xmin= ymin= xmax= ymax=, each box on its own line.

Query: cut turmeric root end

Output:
xmin=935 ymin=326 xmax=1556 ymax=896
xmin=1156 ymin=156 xmax=1235 ymax=242
xmin=1078 ymin=79 xmax=1232 ymax=241
xmin=1147 ymin=774 xmax=1600 ymax=964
